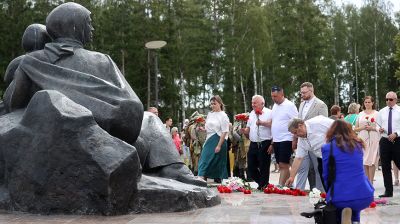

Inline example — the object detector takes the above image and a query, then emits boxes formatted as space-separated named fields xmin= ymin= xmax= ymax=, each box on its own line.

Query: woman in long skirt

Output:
xmin=198 ymin=95 xmax=230 ymax=182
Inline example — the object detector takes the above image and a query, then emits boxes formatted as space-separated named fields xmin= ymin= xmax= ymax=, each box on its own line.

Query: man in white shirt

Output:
xmin=270 ymin=86 xmax=298 ymax=186
xmin=242 ymin=95 xmax=272 ymax=189
xmin=164 ymin=117 xmax=173 ymax=133
xmin=377 ymin=91 xmax=400 ymax=197
xmin=296 ymin=82 xmax=328 ymax=191
xmin=285 ymin=116 xmax=334 ymax=189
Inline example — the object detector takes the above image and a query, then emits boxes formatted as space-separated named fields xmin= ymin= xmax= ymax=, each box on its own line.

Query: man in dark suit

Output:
xmin=296 ymin=82 xmax=328 ymax=191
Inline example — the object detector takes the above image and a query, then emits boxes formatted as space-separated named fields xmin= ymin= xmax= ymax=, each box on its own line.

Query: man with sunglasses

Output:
xmin=377 ymin=91 xmax=400 ymax=197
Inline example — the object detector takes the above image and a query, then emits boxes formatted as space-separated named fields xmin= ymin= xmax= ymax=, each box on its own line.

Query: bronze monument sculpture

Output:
xmin=0 ymin=2 xmax=217 ymax=215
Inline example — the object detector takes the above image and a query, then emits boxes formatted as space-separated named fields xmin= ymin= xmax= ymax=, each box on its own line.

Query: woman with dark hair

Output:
xmin=322 ymin=120 xmax=374 ymax=224
xmin=354 ymin=96 xmax=380 ymax=185
xmin=198 ymin=95 xmax=230 ymax=182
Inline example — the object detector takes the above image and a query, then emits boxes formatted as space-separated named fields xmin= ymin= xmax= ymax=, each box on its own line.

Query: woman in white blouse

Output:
xmin=198 ymin=95 xmax=230 ymax=183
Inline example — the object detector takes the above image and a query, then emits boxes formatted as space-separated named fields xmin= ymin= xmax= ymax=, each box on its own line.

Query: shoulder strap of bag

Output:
xmin=327 ymin=140 xmax=336 ymax=200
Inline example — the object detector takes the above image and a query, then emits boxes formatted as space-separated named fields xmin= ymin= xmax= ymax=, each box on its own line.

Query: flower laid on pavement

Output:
xmin=222 ymin=177 xmax=245 ymax=191
xmin=369 ymin=198 xmax=393 ymax=207
xmin=308 ymin=188 xmax=326 ymax=204
xmin=218 ymin=177 xmax=257 ymax=194
xmin=217 ymin=185 xmax=232 ymax=193
xmin=263 ymin=184 xmax=307 ymax=197
xmin=369 ymin=201 xmax=377 ymax=208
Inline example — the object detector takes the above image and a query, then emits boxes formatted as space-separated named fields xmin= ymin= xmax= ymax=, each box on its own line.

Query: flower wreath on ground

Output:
xmin=218 ymin=177 xmax=308 ymax=196
xmin=263 ymin=184 xmax=307 ymax=196
xmin=217 ymin=177 xmax=258 ymax=194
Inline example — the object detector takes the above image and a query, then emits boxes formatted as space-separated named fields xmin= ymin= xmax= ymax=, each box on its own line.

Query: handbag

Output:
xmin=320 ymin=140 xmax=337 ymax=224
xmin=301 ymin=140 xmax=337 ymax=224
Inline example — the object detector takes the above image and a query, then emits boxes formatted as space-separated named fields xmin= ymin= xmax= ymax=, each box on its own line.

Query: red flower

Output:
xmin=370 ymin=118 xmax=375 ymax=123
xmin=320 ymin=192 xmax=326 ymax=198
xmin=369 ymin=202 xmax=377 ymax=208
xmin=195 ymin=116 xmax=205 ymax=123
xmin=244 ymin=189 xmax=252 ymax=194
xmin=235 ymin=113 xmax=250 ymax=122
xmin=222 ymin=187 xmax=232 ymax=193
xmin=255 ymin=108 xmax=263 ymax=116
xmin=267 ymin=184 xmax=275 ymax=188
xmin=217 ymin=185 xmax=233 ymax=193
xmin=365 ymin=116 xmax=369 ymax=120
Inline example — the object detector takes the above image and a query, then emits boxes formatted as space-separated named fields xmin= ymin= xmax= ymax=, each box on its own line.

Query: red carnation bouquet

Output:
xmin=234 ymin=113 xmax=249 ymax=129
xmin=234 ymin=113 xmax=249 ymax=122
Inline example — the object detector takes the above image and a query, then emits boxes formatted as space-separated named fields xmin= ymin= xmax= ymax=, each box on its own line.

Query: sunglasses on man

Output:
xmin=386 ymin=98 xmax=396 ymax=101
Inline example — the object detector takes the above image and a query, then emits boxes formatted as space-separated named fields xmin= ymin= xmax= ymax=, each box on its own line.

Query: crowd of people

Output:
xmin=149 ymin=82 xmax=399 ymax=224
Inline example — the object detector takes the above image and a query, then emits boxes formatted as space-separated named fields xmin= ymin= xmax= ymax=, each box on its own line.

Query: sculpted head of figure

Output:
xmin=22 ymin=24 xmax=51 ymax=52
xmin=46 ymin=2 xmax=94 ymax=45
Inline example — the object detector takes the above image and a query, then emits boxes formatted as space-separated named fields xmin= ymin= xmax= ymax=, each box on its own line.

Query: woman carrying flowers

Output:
xmin=198 ymin=95 xmax=229 ymax=183
xmin=354 ymin=96 xmax=380 ymax=184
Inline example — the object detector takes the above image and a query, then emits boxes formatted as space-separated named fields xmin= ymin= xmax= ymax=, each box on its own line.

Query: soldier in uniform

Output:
xmin=232 ymin=120 xmax=250 ymax=180
xmin=189 ymin=114 xmax=206 ymax=175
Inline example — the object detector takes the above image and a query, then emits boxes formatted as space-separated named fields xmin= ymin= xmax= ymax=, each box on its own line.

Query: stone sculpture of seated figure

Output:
xmin=0 ymin=24 xmax=50 ymax=116
xmin=3 ymin=2 xmax=205 ymax=187
xmin=4 ymin=24 xmax=51 ymax=86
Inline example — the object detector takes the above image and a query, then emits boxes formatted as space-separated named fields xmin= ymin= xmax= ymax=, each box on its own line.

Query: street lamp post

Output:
xmin=145 ymin=40 xmax=167 ymax=109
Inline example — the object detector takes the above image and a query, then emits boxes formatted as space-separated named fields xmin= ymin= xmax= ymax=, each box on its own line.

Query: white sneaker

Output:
xmin=341 ymin=207 xmax=352 ymax=224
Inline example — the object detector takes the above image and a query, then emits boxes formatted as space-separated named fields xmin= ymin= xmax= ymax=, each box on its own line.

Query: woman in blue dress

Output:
xmin=198 ymin=95 xmax=230 ymax=182
xmin=322 ymin=120 xmax=374 ymax=224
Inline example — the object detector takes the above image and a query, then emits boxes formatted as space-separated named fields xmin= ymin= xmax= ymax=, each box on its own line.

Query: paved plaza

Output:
xmin=0 ymin=168 xmax=399 ymax=224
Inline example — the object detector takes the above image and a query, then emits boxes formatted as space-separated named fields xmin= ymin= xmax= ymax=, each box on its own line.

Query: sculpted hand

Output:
xmin=215 ymin=146 xmax=221 ymax=153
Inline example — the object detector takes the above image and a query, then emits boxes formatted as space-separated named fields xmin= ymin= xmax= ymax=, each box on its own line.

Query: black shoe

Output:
xmin=379 ymin=193 xmax=393 ymax=198
xmin=300 ymin=209 xmax=322 ymax=218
